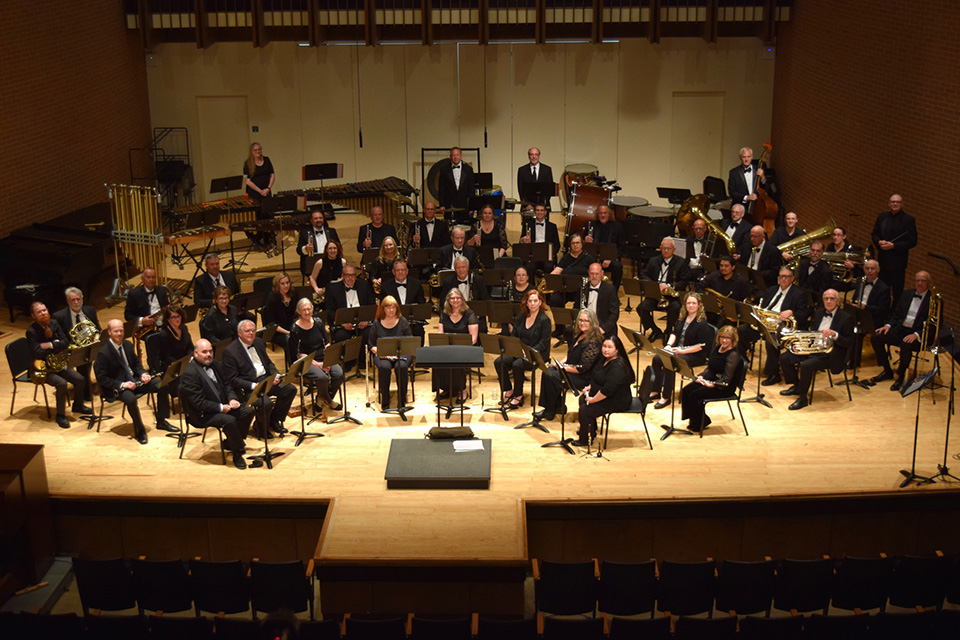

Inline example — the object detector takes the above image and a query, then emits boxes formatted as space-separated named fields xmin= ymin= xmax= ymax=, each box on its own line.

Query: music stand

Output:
xmin=302 ymin=162 xmax=344 ymax=221
xmin=283 ymin=351 xmax=316 ymax=438
xmin=408 ymin=248 xmax=440 ymax=281
xmin=361 ymin=248 xmax=380 ymax=267
xmin=655 ymin=348 xmax=698 ymax=440
xmin=701 ymin=256 xmax=719 ymax=274
xmin=160 ymin=354 xmax=193 ymax=446
xmin=232 ymin=292 xmax=263 ymax=318
xmin=656 ymin=187 xmax=692 ymax=207
xmin=541 ymin=360 xmax=581 ymax=455
xmin=427 ymin=333 xmax=475 ymax=417
xmin=739 ymin=310 xmax=776 ymax=409
xmin=550 ymin=306 xmax=580 ymax=346
xmin=736 ymin=264 xmax=768 ymax=293
xmin=480 ymin=334 xmax=525 ymax=420
xmin=476 ymin=246 xmax=497 ymax=270
xmin=245 ymin=377 xmax=284 ymax=469
xmin=582 ymin=242 xmax=618 ymax=263
xmin=416 ymin=344 xmax=484 ymax=429
xmin=481 ymin=268 xmax=513 ymax=299
xmin=210 ymin=176 xmax=244 ymax=195
xmin=842 ymin=302 xmax=875 ymax=389
xmin=512 ymin=242 xmax=554 ymax=265
xmin=326 ymin=337 xmax=363 ymax=426
xmin=621 ymin=277 xmax=643 ymax=313
xmin=333 ymin=305 xmax=377 ymax=380
xmin=543 ymin=274 xmax=583 ymax=301
xmin=519 ymin=181 xmax=556 ymax=207
xmin=373 ymin=336 xmax=421 ymax=421
xmin=515 ymin=345 xmax=549 ymax=433
xmin=621 ymin=325 xmax=657 ymax=393
xmin=68 ymin=346 xmax=97 ymax=424
xmin=256 ymin=323 xmax=278 ymax=344
xmin=898 ymin=365 xmax=939 ymax=487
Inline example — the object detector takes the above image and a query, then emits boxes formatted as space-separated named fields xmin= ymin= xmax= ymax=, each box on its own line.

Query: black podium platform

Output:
xmin=384 ymin=439 xmax=492 ymax=489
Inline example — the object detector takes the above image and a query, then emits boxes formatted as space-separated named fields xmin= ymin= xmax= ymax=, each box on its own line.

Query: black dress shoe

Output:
xmin=779 ymin=385 xmax=799 ymax=396
xmin=73 ymin=405 xmax=93 ymax=415
xmin=890 ymin=378 xmax=903 ymax=392
xmin=871 ymin=370 xmax=894 ymax=383
xmin=155 ymin=419 xmax=179 ymax=433
xmin=269 ymin=421 xmax=288 ymax=435
xmin=437 ymin=390 xmax=450 ymax=399
xmin=534 ymin=410 xmax=555 ymax=421
xmin=56 ymin=415 xmax=70 ymax=429
xmin=327 ymin=401 xmax=342 ymax=411
xmin=761 ymin=375 xmax=782 ymax=386
xmin=572 ymin=438 xmax=590 ymax=447
xmin=788 ymin=398 xmax=808 ymax=410
xmin=135 ymin=431 xmax=148 ymax=445
xmin=233 ymin=453 xmax=247 ymax=470
xmin=654 ymin=398 xmax=671 ymax=410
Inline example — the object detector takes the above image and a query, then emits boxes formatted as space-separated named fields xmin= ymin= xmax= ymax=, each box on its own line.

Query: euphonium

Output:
xmin=752 ymin=307 xmax=797 ymax=334
xmin=778 ymin=218 xmax=837 ymax=269
xmin=821 ymin=250 xmax=866 ymax=283
xmin=779 ymin=328 xmax=834 ymax=355
xmin=657 ymin=284 xmax=678 ymax=309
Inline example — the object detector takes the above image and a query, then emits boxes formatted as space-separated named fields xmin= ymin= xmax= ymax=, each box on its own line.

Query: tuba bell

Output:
xmin=778 ymin=218 xmax=837 ymax=270
xmin=779 ymin=328 xmax=834 ymax=355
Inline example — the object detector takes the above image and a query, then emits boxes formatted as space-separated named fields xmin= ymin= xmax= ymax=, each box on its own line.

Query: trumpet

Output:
xmin=779 ymin=328 xmax=834 ymax=355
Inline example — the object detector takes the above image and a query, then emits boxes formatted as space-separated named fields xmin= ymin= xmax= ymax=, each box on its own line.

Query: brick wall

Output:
xmin=0 ymin=0 xmax=152 ymax=239
xmin=772 ymin=0 xmax=960 ymax=325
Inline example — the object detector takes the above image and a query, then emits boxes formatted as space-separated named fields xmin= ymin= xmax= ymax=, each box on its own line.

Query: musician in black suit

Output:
xmin=547 ymin=234 xmax=595 ymax=308
xmin=684 ymin=218 xmax=717 ymax=280
xmin=436 ymin=227 xmax=480 ymax=271
xmin=324 ymin=263 xmax=376 ymax=350
xmin=440 ymin=256 xmax=490 ymax=334
xmin=770 ymin=211 xmax=805 ymax=263
xmin=94 ymin=319 xmax=166 ymax=444
xmin=737 ymin=225 xmax=781 ymax=288
xmin=355 ymin=206 xmax=397 ymax=254
xmin=380 ymin=260 xmax=426 ymax=343
xmin=796 ymin=241 xmax=836 ymax=300
xmin=638 ymin=237 xmax=693 ymax=342
xmin=124 ymin=267 xmax=170 ymax=327
xmin=723 ymin=204 xmax=751 ymax=250
xmin=411 ymin=201 xmax=450 ymax=249
xmin=519 ymin=203 xmax=561 ymax=275
xmin=871 ymin=270 xmax=934 ymax=391
xmin=871 ymin=194 xmax=917 ymax=303
xmin=852 ymin=259 xmax=891 ymax=336
xmin=827 ymin=226 xmax=865 ymax=290
xmin=221 ymin=320 xmax=296 ymax=437
xmin=54 ymin=286 xmax=101 ymax=402
xmin=574 ymin=263 xmax=620 ymax=337
xmin=727 ymin=146 xmax=768 ymax=209
xmin=179 ymin=339 xmax=254 ymax=470
xmin=296 ymin=208 xmax=341 ymax=277
xmin=779 ymin=289 xmax=855 ymax=410
xmin=584 ymin=204 xmax=624 ymax=288
xmin=516 ymin=147 xmax=554 ymax=206
xmin=26 ymin=302 xmax=91 ymax=429
xmin=437 ymin=147 xmax=475 ymax=221
xmin=194 ymin=254 xmax=240 ymax=309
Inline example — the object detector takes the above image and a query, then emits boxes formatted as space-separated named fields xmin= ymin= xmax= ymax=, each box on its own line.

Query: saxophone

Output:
xmin=779 ymin=328 xmax=834 ymax=355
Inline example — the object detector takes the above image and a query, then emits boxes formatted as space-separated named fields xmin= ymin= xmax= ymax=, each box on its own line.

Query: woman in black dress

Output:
xmin=308 ymin=240 xmax=346 ymax=295
xmin=468 ymin=204 xmax=510 ymax=260
xmin=680 ymin=325 xmax=740 ymax=432
xmin=536 ymin=309 xmax=602 ymax=422
xmin=154 ymin=305 xmax=192 ymax=430
xmin=577 ymin=335 xmax=635 ymax=446
xmin=242 ymin=141 xmax=276 ymax=251
xmin=433 ymin=288 xmax=479 ymax=403
xmin=288 ymin=298 xmax=343 ymax=411
xmin=649 ymin=292 xmax=715 ymax=410
xmin=502 ymin=266 xmax=534 ymax=335
xmin=200 ymin=285 xmax=239 ymax=345
xmin=368 ymin=236 xmax=401 ymax=292
xmin=496 ymin=289 xmax=552 ymax=409
xmin=263 ymin=272 xmax=297 ymax=350
xmin=370 ymin=295 xmax=413 ymax=410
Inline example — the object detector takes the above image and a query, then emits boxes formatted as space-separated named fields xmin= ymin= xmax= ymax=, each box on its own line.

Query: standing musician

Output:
xmin=871 ymin=270 xmax=934 ymax=391
xmin=737 ymin=225 xmax=780 ymax=287
xmin=827 ymin=226 xmax=865 ymax=291
xmin=125 ymin=267 xmax=169 ymax=330
xmin=309 ymin=240 xmax=346 ymax=298
xmin=680 ymin=326 xmax=741 ymax=432
xmin=380 ymin=260 xmax=426 ymax=343
xmin=796 ymin=240 xmax=835 ymax=300
xmin=242 ymin=142 xmax=277 ymax=252
xmin=648 ymin=292 xmax=714 ymax=410
xmin=194 ymin=253 xmax=241 ymax=309
xmin=200 ymin=286 xmax=240 ymax=345
xmin=727 ymin=147 xmax=767 ymax=210
xmin=297 ymin=208 xmax=341 ymax=278
xmin=851 ymin=259 xmax=891 ymax=366
xmin=778 ymin=289 xmax=855 ymax=410
xmin=94 ymin=319 xmax=166 ymax=445
xmin=738 ymin=267 xmax=811 ymax=386
xmin=771 ymin=211 xmax=804 ymax=263
xmin=434 ymin=289 xmax=479 ymax=404
xmin=437 ymin=147 xmax=476 ymax=221
xmin=468 ymin=204 xmax=510 ymax=260
xmin=356 ymin=206 xmax=398 ymax=254
xmin=324 ymin=264 xmax=375 ymax=364
xmin=697 ymin=255 xmax=751 ymax=303
xmin=367 ymin=236 xmax=402 ymax=291
xmin=155 ymin=305 xmax=192 ymax=427
xmin=575 ymin=263 xmax=619 ymax=337
xmin=222 ymin=320 xmax=296 ymax=437
xmin=583 ymin=203 xmax=625 ymax=289
xmin=54 ymin=286 xmax=101 ymax=402
xmin=412 ymin=201 xmax=450 ymax=249
xmin=437 ymin=227 xmax=480 ymax=271
xmin=179 ymin=339 xmax=254 ymax=470
xmin=289 ymin=298 xmax=344 ymax=413
xmin=547 ymin=234 xmax=595 ymax=309
xmin=26 ymin=301 xmax=91 ymax=429
xmin=519 ymin=204 xmax=561 ymax=275
xmin=536 ymin=309 xmax=602 ymax=423
xmin=576 ymin=335 xmax=634 ymax=446
xmin=723 ymin=204 xmax=751 ymax=250
xmin=265 ymin=273 xmax=298 ymax=350
xmin=638 ymin=237 xmax=693 ymax=343
xmin=496 ymin=289 xmax=552 ymax=410
xmin=516 ymin=147 xmax=554 ymax=205
xmin=369 ymin=296 xmax=413 ymax=411
xmin=871 ymin=194 xmax=917 ymax=304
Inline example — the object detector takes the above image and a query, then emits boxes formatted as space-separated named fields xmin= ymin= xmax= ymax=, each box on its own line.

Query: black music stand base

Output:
xmin=516 ymin=416 xmax=549 ymax=433
xmin=541 ymin=412 xmax=575 ymax=455
xmin=660 ymin=423 xmax=694 ymax=440
xmin=382 ymin=404 xmax=414 ymax=422
xmin=741 ymin=339 xmax=773 ymax=409
xmin=248 ymin=396 xmax=285 ymax=469
xmin=899 ymin=469 xmax=934 ymax=488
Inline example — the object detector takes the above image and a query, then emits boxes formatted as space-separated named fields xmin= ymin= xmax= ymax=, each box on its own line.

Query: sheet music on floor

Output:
xmin=453 ymin=440 xmax=485 ymax=452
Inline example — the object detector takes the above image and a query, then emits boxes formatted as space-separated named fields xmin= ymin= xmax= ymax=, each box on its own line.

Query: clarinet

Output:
xmin=366 ymin=223 xmax=373 ymax=245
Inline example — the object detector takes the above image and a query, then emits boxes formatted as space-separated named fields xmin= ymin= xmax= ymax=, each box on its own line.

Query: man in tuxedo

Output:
xmin=871 ymin=270 xmax=934 ymax=391
xmin=638 ymin=237 xmax=693 ymax=342
xmin=576 ymin=263 xmax=619 ymax=336
xmin=871 ymin=194 xmax=917 ymax=304
xmin=54 ymin=286 xmax=101 ymax=402
xmin=724 ymin=204 xmax=751 ymax=250
xmin=194 ymin=254 xmax=240 ymax=309
xmin=436 ymin=227 xmax=480 ymax=271
xmin=684 ymin=218 xmax=716 ymax=280
xmin=179 ymin=338 xmax=253 ymax=469
xmin=94 ymin=319 xmax=170 ymax=444
xmin=325 ymin=263 xmax=376 ymax=348
xmin=520 ymin=203 xmax=561 ymax=276
xmin=26 ymin=301 xmax=91 ymax=429
xmin=412 ymin=201 xmax=450 ymax=249
xmin=222 ymin=320 xmax=296 ymax=438
xmin=584 ymin=204 xmax=624 ymax=288
xmin=516 ymin=147 xmax=554 ymax=206
xmin=380 ymin=260 xmax=426 ymax=343
xmin=738 ymin=267 xmax=811 ymax=385
xmin=125 ymin=267 xmax=170 ymax=328
xmin=441 ymin=256 xmax=489 ymax=333
xmin=796 ymin=240 xmax=835 ymax=300
xmin=778 ymin=289 xmax=855 ymax=410
xmin=851 ymin=259 xmax=891 ymax=368
xmin=437 ymin=147 xmax=475 ymax=221
xmin=296 ymin=208 xmax=341 ymax=278
xmin=355 ymin=205 xmax=397 ymax=254
xmin=727 ymin=146 xmax=768 ymax=209
xmin=738 ymin=225 xmax=781 ymax=288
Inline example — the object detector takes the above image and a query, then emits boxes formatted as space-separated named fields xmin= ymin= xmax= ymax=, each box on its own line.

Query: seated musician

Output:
xmin=684 ymin=218 xmax=714 ymax=280
xmin=737 ymin=225 xmax=780 ymax=287
xmin=680 ymin=326 xmax=740 ymax=432
xmin=356 ymin=205 xmax=397 ymax=254
xmin=827 ymin=226 xmax=864 ymax=291
xmin=412 ymin=201 xmax=450 ymax=249
xmin=434 ymin=289 xmax=479 ymax=404
xmin=367 ymin=236 xmax=401 ymax=291
xmin=575 ymin=263 xmax=620 ymax=337
xmin=441 ymin=256 xmax=489 ymax=334
xmin=509 ymin=266 xmax=534 ymax=303
xmin=697 ymin=255 xmax=751 ymax=303
xmin=155 ymin=304 xmax=191 ymax=428
xmin=576 ymin=336 xmax=635 ymax=446
xmin=222 ymin=320 xmax=296 ymax=437
xmin=309 ymin=240 xmax=346 ymax=299
xmin=437 ymin=227 xmax=480 ymax=272
xmin=536 ymin=309 xmax=602 ymax=422
xmin=771 ymin=211 xmax=805 ymax=262
xmin=519 ymin=203 xmax=560 ymax=276
xmin=26 ymin=301 xmax=91 ymax=428
xmin=851 ymin=259 xmax=891 ymax=368
xmin=289 ymin=298 xmax=343 ymax=413
xmin=265 ymin=272 xmax=298 ymax=350
xmin=468 ymin=204 xmax=510 ymax=260
xmin=495 ymin=289 xmax=552 ymax=410
xmin=242 ymin=142 xmax=276 ymax=252
xmin=796 ymin=240 xmax=835 ymax=301
xmin=778 ymin=289 xmax=855 ymax=410
xmin=124 ymin=267 xmax=169 ymax=330
xmin=737 ymin=267 xmax=811 ymax=386
xmin=324 ymin=263 xmax=376 ymax=366
xmin=638 ymin=237 xmax=693 ymax=343
xmin=200 ymin=286 xmax=239 ymax=345
xmin=370 ymin=296 xmax=413 ymax=411
xmin=94 ymin=319 xmax=165 ymax=445
xmin=723 ymin=204 xmax=751 ymax=250
xmin=179 ymin=339 xmax=253 ymax=470
xmin=871 ymin=270 xmax=934 ymax=391
xmin=195 ymin=253 xmax=240 ymax=309
xmin=54 ymin=286 xmax=101 ymax=402
xmin=547 ymin=234 xmax=595 ymax=307
xmin=583 ymin=204 xmax=624 ymax=289
xmin=380 ymin=260 xmax=426 ymax=343
xmin=297 ymin=208 xmax=341 ymax=278
xmin=649 ymin=292 xmax=714 ymax=410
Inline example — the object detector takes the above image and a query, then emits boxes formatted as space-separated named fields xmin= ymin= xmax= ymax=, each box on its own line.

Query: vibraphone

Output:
xmin=169 ymin=194 xmax=260 ymax=228
xmin=278 ymin=176 xmax=416 ymax=230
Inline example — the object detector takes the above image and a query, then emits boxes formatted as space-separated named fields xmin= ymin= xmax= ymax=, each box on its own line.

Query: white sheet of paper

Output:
xmin=453 ymin=440 xmax=484 ymax=452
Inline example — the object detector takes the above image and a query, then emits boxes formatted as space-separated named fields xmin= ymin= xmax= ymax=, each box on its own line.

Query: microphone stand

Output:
xmin=929 ymin=327 xmax=958 ymax=483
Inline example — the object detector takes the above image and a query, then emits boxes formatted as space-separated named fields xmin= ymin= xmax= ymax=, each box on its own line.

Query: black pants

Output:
xmin=111 ymin=379 xmax=161 ymax=437
xmin=303 ymin=364 xmax=344 ymax=404
xmin=432 ymin=366 xmax=467 ymax=396
xmin=47 ymin=368 xmax=87 ymax=417
xmin=738 ymin=326 xmax=781 ymax=378
xmin=780 ymin=351 xmax=832 ymax=397
xmin=205 ymin=407 xmax=254 ymax=454
xmin=539 ymin=366 xmax=588 ymax=414
xmin=374 ymin=355 xmax=411 ymax=408
xmin=639 ymin=297 xmax=680 ymax=338
xmin=578 ymin=396 xmax=630 ymax=441
xmin=495 ymin=355 xmax=535 ymax=396
xmin=877 ymin=258 xmax=906 ymax=305
xmin=245 ymin=379 xmax=298 ymax=432
xmin=873 ymin=326 xmax=922 ymax=379
xmin=681 ymin=381 xmax=728 ymax=430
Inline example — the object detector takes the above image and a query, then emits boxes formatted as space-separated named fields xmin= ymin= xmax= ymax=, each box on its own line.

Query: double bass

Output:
xmin=749 ymin=142 xmax=779 ymax=235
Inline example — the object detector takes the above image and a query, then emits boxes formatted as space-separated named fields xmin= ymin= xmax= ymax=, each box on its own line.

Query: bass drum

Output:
xmin=566 ymin=184 xmax=609 ymax=238
xmin=609 ymin=195 xmax=649 ymax=222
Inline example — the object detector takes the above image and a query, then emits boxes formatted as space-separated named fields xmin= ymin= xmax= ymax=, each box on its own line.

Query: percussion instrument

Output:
xmin=566 ymin=183 xmax=609 ymax=238
xmin=165 ymin=226 xmax=230 ymax=246
xmin=626 ymin=205 xmax=675 ymax=254
xmin=610 ymin=195 xmax=649 ymax=222
xmin=560 ymin=163 xmax=600 ymax=207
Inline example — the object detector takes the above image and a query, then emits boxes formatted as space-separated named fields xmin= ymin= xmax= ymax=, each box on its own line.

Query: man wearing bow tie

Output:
xmin=436 ymin=227 xmax=480 ymax=272
xmin=296 ymin=208 xmax=341 ymax=278
xmin=724 ymin=204 xmax=751 ymax=250
xmin=440 ymin=256 xmax=490 ymax=333
xmin=54 ymin=286 xmax=101 ymax=402
xmin=574 ymin=263 xmax=619 ymax=336
xmin=728 ymin=147 xmax=766 ymax=209
xmin=584 ymin=204 xmax=625 ymax=288
xmin=179 ymin=339 xmax=253 ymax=469
xmin=194 ymin=254 xmax=241 ymax=309
xmin=125 ymin=267 xmax=170 ymax=328
xmin=520 ymin=203 xmax=561 ymax=276
xmin=850 ymin=259 xmax=890 ymax=369
xmin=437 ymin=147 xmax=475 ymax=222
xmin=324 ymin=263 xmax=376 ymax=347
xmin=639 ymin=237 xmax=693 ymax=342
xmin=380 ymin=260 xmax=427 ymax=343
xmin=778 ymin=289 xmax=854 ymax=410
xmin=871 ymin=271 xmax=934 ymax=391
xmin=796 ymin=240 xmax=835 ymax=300
xmin=516 ymin=147 xmax=554 ymax=206
xmin=412 ymin=201 xmax=450 ymax=249
xmin=737 ymin=225 xmax=780 ymax=288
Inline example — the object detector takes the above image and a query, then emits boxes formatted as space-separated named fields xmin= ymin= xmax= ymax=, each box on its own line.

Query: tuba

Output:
xmin=821 ymin=249 xmax=867 ymax=283
xmin=778 ymin=218 xmax=837 ymax=270
xmin=779 ymin=328 xmax=834 ymax=355
xmin=683 ymin=194 xmax=737 ymax=257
